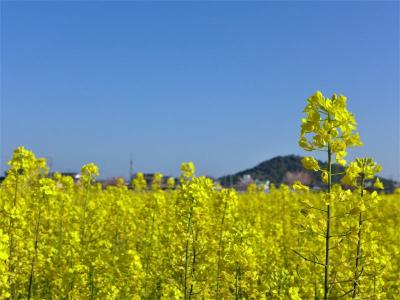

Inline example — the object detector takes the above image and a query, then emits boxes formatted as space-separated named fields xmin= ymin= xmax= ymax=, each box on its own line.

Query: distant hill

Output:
xmin=218 ymin=155 xmax=398 ymax=193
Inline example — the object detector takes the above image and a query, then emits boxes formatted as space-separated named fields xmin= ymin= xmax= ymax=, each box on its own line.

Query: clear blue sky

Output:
xmin=1 ymin=1 xmax=399 ymax=180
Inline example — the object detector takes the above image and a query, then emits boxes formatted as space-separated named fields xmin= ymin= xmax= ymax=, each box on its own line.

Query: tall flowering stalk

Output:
xmin=27 ymin=178 xmax=56 ymax=299
xmin=180 ymin=162 xmax=196 ymax=299
xmin=342 ymin=158 xmax=384 ymax=298
xmin=79 ymin=163 xmax=99 ymax=299
xmin=297 ymin=91 xmax=362 ymax=299
xmin=2 ymin=147 xmax=47 ymax=299
xmin=179 ymin=162 xmax=214 ymax=299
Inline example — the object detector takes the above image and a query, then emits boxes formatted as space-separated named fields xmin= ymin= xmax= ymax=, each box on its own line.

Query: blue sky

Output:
xmin=1 ymin=1 xmax=399 ymax=180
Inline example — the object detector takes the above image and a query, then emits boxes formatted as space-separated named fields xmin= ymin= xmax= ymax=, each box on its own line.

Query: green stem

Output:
xmin=189 ymin=247 xmax=196 ymax=300
xmin=352 ymin=173 xmax=365 ymax=299
xmin=81 ymin=181 xmax=91 ymax=298
xmin=184 ymin=203 xmax=194 ymax=300
xmin=89 ymin=265 xmax=95 ymax=300
xmin=324 ymin=145 xmax=332 ymax=300
xmin=28 ymin=193 xmax=43 ymax=300
xmin=216 ymin=200 xmax=227 ymax=299
xmin=8 ymin=171 xmax=20 ymax=299
xmin=80 ymin=181 xmax=90 ymax=250
xmin=235 ymin=262 xmax=241 ymax=300
xmin=144 ymin=195 xmax=157 ymax=299
xmin=57 ymin=194 xmax=65 ymax=276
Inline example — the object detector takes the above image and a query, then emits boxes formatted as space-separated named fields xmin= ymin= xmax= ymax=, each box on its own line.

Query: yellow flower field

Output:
xmin=1 ymin=92 xmax=398 ymax=299
xmin=0 ymin=147 xmax=399 ymax=299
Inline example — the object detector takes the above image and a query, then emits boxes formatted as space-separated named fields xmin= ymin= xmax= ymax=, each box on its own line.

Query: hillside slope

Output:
xmin=218 ymin=155 xmax=397 ymax=192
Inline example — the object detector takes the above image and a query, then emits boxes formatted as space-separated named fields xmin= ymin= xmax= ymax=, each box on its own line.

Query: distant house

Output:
xmin=264 ymin=180 xmax=270 ymax=192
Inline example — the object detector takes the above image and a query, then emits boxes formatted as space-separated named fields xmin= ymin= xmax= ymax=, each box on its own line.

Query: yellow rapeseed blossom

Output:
xmin=301 ymin=156 xmax=320 ymax=171
xmin=321 ymin=171 xmax=328 ymax=184
xmin=293 ymin=181 xmax=309 ymax=192
xmin=81 ymin=162 xmax=99 ymax=185
xmin=180 ymin=161 xmax=195 ymax=179
xmin=373 ymin=178 xmax=384 ymax=190
xmin=299 ymin=91 xmax=362 ymax=166
xmin=166 ymin=177 xmax=175 ymax=189
xmin=132 ymin=172 xmax=147 ymax=191
xmin=342 ymin=158 xmax=382 ymax=187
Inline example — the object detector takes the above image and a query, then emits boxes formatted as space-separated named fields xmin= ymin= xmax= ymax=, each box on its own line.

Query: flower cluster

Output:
xmin=342 ymin=157 xmax=384 ymax=189
xmin=299 ymin=91 xmax=362 ymax=166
